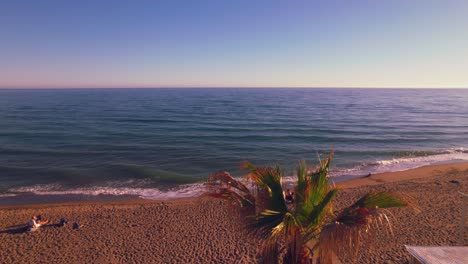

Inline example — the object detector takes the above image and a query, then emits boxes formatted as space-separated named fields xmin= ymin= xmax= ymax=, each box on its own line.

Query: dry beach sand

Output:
xmin=335 ymin=162 xmax=468 ymax=263
xmin=1 ymin=162 xmax=467 ymax=263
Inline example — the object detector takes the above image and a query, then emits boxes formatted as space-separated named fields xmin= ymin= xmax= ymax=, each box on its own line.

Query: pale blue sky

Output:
xmin=1 ymin=0 xmax=467 ymax=88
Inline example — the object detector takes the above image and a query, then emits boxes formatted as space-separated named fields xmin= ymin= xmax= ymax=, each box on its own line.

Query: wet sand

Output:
xmin=1 ymin=162 xmax=467 ymax=263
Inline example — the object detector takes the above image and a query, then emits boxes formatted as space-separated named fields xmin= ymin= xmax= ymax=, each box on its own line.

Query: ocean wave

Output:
xmin=8 ymin=183 xmax=206 ymax=200
xmin=2 ymin=148 xmax=467 ymax=200
xmin=330 ymin=147 xmax=468 ymax=178
xmin=0 ymin=164 xmax=200 ymax=187
xmin=114 ymin=164 xmax=199 ymax=184
xmin=0 ymin=193 xmax=18 ymax=198
xmin=372 ymin=148 xmax=467 ymax=166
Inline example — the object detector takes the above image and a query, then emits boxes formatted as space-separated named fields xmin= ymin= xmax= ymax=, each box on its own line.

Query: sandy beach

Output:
xmin=1 ymin=162 xmax=467 ymax=263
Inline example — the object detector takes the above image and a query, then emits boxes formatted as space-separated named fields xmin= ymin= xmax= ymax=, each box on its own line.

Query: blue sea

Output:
xmin=1 ymin=88 xmax=467 ymax=201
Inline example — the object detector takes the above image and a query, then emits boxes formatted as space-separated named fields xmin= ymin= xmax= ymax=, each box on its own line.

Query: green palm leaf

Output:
xmin=295 ymin=160 xmax=308 ymax=209
xmin=304 ymin=188 xmax=338 ymax=228
xmin=309 ymin=150 xmax=334 ymax=204
xmin=243 ymin=162 xmax=287 ymax=213
xmin=353 ymin=191 xmax=407 ymax=209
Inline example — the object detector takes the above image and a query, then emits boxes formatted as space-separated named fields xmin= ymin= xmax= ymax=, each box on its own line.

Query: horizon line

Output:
xmin=1 ymin=86 xmax=468 ymax=90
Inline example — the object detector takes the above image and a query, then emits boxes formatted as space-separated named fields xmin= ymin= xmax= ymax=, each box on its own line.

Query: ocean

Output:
xmin=1 ymin=88 xmax=467 ymax=201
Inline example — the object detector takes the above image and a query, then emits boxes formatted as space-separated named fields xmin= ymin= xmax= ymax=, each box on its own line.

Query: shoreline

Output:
xmin=1 ymin=161 xmax=467 ymax=263
xmin=2 ymin=161 xmax=468 ymax=207
xmin=338 ymin=161 xmax=468 ymax=188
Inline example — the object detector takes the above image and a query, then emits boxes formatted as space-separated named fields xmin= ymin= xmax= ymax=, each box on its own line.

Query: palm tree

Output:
xmin=205 ymin=151 xmax=407 ymax=264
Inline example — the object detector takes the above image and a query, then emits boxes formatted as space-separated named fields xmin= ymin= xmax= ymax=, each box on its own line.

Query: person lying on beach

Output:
xmin=27 ymin=215 xmax=49 ymax=232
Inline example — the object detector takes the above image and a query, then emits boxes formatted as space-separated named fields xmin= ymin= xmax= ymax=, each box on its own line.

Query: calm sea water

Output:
xmin=1 ymin=88 xmax=467 ymax=199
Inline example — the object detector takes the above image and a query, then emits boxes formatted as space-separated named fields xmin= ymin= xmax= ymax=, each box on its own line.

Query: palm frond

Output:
xmin=353 ymin=191 xmax=407 ymax=209
xmin=303 ymin=188 xmax=339 ymax=227
xmin=206 ymin=171 xmax=250 ymax=193
xmin=295 ymin=160 xmax=309 ymax=208
xmin=252 ymin=209 xmax=288 ymax=239
xmin=309 ymin=150 xmax=334 ymax=201
xmin=315 ymin=191 xmax=408 ymax=262
xmin=296 ymin=151 xmax=335 ymax=227
xmin=259 ymin=242 xmax=280 ymax=264
xmin=319 ymin=210 xmax=395 ymax=263
xmin=205 ymin=171 xmax=255 ymax=207
xmin=334 ymin=192 xmax=407 ymax=227
xmin=242 ymin=162 xmax=287 ymax=213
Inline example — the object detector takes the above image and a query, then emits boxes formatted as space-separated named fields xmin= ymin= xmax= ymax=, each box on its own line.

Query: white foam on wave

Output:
xmin=375 ymin=148 xmax=467 ymax=166
xmin=0 ymin=193 xmax=18 ymax=198
xmin=9 ymin=183 xmax=206 ymax=200
xmin=331 ymin=147 xmax=468 ymax=178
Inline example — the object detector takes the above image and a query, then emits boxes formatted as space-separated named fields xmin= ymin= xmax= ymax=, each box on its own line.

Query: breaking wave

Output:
xmin=2 ymin=148 xmax=467 ymax=201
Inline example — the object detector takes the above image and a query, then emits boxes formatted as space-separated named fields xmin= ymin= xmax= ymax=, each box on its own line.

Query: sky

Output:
xmin=1 ymin=0 xmax=467 ymax=88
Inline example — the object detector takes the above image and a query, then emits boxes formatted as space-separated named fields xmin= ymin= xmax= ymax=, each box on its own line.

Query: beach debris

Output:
xmin=58 ymin=218 xmax=68 ymax=227
xmin=72 ymin=222 xmax=84 ymax=229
